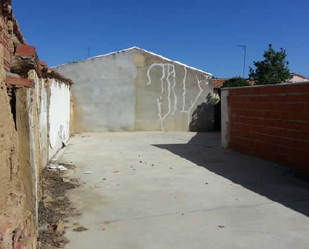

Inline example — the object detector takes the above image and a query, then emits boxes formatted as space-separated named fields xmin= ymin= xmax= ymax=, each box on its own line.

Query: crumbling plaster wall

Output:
xmin=1 ymin=2 xmax=73 ymax=247
xmin=0 ymin=46 xmax=36 ymax=249
xmin=70 ymin=92 xmax=74 ymax=135
xmin=29 ymin=70 xmax=48 ymax=169
xmin=38 ymin=78 xmax=48 ymax=168
xmin=48 ymin=78 xmax=71 ymax=159
xmin=55 ymin=47 xmax=214 ymax=132
xmin=12 ymin=69 xmax=46 ymax=248
xmin=1 ymin=65 xmax=72 ymax=249
xmin=0 ymin=2 xmax=37 ymax=247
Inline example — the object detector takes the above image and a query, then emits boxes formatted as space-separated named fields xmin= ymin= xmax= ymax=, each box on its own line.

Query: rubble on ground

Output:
xmin=38 ymin=163 xmax=79 ymax=249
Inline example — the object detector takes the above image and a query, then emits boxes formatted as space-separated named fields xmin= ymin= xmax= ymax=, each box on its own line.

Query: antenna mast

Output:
xmin=238 ymin=45 xmax=247 ymax=78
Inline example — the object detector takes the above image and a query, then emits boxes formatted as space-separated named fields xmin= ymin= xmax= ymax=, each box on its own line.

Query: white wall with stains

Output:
xmin=39 ymin=79 xmax=48 ymax=167
xmin=29 ymin=70 xmax=49 ymax=168
xmin=48 ymin=79 xmax=71 ymax=159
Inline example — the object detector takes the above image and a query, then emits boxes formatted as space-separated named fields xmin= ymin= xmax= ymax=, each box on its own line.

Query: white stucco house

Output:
xmin=288 ymin=73 xmax=309 ymax=83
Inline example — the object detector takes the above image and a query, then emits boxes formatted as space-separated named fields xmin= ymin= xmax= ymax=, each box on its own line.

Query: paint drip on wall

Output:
xmin=146 ymin=63 xmax=212 ymax=131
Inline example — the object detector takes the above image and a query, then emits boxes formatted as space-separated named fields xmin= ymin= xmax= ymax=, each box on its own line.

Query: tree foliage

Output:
xmin=222 ymin=77 xmax=250 ymax=88
xmin=249 ymin=44 xmax=291 ymax=85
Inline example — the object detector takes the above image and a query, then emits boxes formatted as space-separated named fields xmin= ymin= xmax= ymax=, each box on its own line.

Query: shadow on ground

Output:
xmin=153 ymin=132 xmax=309 ymax=217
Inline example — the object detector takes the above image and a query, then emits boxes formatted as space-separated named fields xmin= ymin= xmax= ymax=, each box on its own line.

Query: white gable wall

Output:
xmin=55 ymin=48 xmax=214 ymax=132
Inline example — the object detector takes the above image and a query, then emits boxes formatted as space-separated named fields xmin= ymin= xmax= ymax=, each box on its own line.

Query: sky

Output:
xmin=13 ymin=0 xmax=309 ymax=78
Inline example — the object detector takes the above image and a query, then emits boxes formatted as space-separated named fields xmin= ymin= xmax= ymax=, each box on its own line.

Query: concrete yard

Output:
xmin=58 ymin=132 xmax=309 ymax=249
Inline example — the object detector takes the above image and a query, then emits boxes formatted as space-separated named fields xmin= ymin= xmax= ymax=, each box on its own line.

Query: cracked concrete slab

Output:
xmin=58 ymin=132 xmax=309 ymax=249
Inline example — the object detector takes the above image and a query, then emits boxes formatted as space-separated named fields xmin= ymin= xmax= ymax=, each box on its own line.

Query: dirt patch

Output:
xmin=38 ymin=165 xmax=79 ymax=249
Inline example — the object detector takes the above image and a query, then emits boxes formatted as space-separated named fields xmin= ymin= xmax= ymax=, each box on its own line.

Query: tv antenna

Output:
xmin=238 ymin=45 xmax=247 ymax=78
xmin=87 ymin=47 xmax=91 ymax=57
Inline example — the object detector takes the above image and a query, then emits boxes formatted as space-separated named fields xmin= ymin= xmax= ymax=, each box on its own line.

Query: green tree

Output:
xmin=249 ymin=44 xmax=291 ymax=85
xmin=222 ymin=77 xmax=250 ymax=88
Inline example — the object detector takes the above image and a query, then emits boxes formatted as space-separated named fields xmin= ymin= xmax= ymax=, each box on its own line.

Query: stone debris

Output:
xmin=58 ymin=166 xmax=68 ymax=171
xmin=72 ymin=226 xmax=88 ymax=232
xmin=48 ymin=164 xmax=68 ymax=171
xmin=55 ymin=221 xmax=64 ymax=234
xmin=62 ymin=177 xmax=71 ymax=183
xmin=38 ymin=165 xmax=80 ymax=249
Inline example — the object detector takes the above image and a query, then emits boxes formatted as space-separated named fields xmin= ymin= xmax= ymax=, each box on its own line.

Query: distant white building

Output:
xmin=288 ymin=73 xmax=309 ymax=83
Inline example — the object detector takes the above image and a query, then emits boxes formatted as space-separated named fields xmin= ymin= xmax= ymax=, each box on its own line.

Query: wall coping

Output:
xmin=221 ymin=81 xmax=309 ymax=91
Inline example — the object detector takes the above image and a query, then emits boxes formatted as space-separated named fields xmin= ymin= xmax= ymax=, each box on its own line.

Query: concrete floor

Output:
xmin=58 ymin=132 xmax=309 ymax=249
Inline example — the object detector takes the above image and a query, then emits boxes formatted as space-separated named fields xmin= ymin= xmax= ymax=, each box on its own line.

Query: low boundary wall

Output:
xmin=221 ymin=82 xmax=309 ymax=171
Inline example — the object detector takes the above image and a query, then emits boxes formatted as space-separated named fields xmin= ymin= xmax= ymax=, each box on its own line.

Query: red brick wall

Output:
xmin=227 ymin=83 xmax=309 ymax=171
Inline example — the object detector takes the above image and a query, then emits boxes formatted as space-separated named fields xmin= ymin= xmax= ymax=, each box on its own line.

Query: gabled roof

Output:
xmin=39 ymin=61 xmax=74 ymax=85
xmin=291 ymin=73 xmax=309 ymax=80
xmin=211 ymin=78 xmax=229 ymax=88
xmin=54 ymin=47 xmax=211 ymax=76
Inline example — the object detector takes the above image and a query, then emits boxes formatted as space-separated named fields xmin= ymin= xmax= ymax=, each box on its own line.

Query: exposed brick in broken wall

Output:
xmin=0 ymin=1 xmax=73 ymax=249
xmin=0 ymin=44 xmax=36 ymax=249
xmin=0 ymin=2 xmax=36 ymax=249
xmin=0 ymin=0 xmax=26 ymax=71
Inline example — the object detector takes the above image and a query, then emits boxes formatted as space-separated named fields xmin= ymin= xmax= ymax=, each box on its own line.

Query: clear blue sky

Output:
xmin=13 ymin=0 xmax=309 ymax=78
